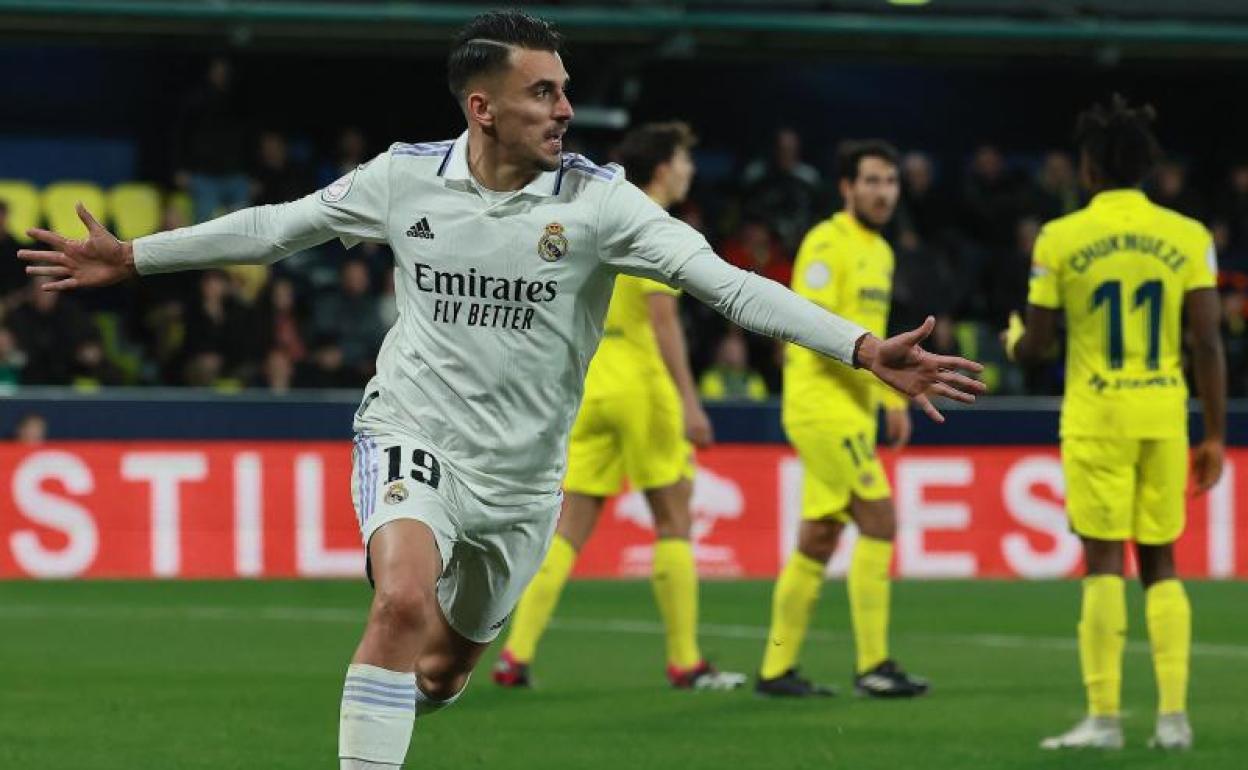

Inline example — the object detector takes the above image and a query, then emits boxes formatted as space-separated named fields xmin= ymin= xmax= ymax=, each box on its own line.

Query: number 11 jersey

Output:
xmin=1027 ymin=189 xmax=1216 ymax=439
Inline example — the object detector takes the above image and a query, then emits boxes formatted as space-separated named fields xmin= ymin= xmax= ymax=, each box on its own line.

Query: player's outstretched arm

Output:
xmin=19 ymin=203 xmax=136 ymax=292
xmin=855 ymin=316 xmax=986 ymax=423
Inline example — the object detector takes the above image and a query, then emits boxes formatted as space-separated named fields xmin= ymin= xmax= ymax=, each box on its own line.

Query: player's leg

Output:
xmin=1042 ymin=437 xmax=1133 ymax=750
xmin=643 ymin=477 xmax=744 ymax=689
xmin=341 ymin=520 xmax=485 ymax=770
xmin=645 ymin=479 xmax=701 ymax=673
xmin=1136 ymin=437 xmax=1193 ymax=749
xmin=757 ymin=423 xmax=848 ymax=697
xmin=756 ymin=518 xmax=841 ymax=696
xmin=495 ymin=492 xmax=605 ymax=685
xmin=846 ymin=494 xmax=927 ymax=698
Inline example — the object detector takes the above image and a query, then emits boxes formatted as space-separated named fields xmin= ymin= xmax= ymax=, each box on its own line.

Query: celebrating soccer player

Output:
xmin=494 ymin=122 xmax=745 ymax=691
xmin=19 ymin=11 xmax=984 ymax=768
xmin=756 ymin=140 xmax=929 ymax=699
xmin=1008 ymin=96 xmax=1225 ymax=750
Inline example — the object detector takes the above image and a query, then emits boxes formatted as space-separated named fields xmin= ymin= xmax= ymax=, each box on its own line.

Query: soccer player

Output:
xmin=494 ymin=122 xmax=744 ymax=691
xmin=19 ymin=11 xmax=984 ymax=768
xmin=1008 ymin=96 xmax=1225 ymax=750
xmin=756 ymin=140 xmax=929 ymax=699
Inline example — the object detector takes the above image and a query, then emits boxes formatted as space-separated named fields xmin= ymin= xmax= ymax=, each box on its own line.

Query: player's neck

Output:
xmin=645 ymin=184 xmax=673 ymax=210
xmin=467 ymin=135 xmax=540 ymax=192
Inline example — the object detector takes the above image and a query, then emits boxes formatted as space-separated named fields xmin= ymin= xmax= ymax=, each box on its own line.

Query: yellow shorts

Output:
xmin=1062 ymin=436 xmax=1188 ymax=544
xmin=786 ymin=420 xmax=891 ymax=523
xmin=564 ymin=390 xmax=694 ymax=497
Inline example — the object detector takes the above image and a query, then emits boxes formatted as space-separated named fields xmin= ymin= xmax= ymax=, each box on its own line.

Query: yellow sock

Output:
xmin=652 ymin=538 xmax=701 ymax=669
xmin=1079 ymin=574 xmax=1127 ymax=717
xmin=1146 ymin=579 xmax=1191 ymax=714
xmin=849 ymin=536 xmax=894 ymax=674
xmin=760 ymin=552 xmax=825 ymax=680
xmin=503 ymin=535 xmax=576 ymax=663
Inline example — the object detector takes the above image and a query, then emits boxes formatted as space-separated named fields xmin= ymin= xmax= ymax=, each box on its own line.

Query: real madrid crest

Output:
xmin=538 ymin=222 xmax=569 ymax=262
xmin=384 ymin=482 xmax=409 ymax=505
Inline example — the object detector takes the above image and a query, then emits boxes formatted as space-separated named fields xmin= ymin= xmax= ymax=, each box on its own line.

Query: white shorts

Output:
xmin=352 ymin=430 xmax=561 ymax=643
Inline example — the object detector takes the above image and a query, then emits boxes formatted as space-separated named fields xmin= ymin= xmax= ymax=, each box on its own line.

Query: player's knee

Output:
xmin=416 ymin=651 xmax=474 ymax=696
xmin=797 ymin=521 xmax=841 ymax=563
xmin=370 ymin=584 xmax=435 ymax=636
xmin=1137 ymin=543 xmax=1177 ymax=587
xmin=652 ymin=509 xmax=693 ymax=539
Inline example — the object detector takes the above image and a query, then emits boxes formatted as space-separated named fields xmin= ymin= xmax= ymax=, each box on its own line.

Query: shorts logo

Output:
xmin=488 ymin=613 xmax=510 ymax=631
xmin=859 ymin=472 xmax=876 ymax=487
xmin=384 ymin=482 xmax=409 ymax=505
xmin=538 ymin=222 xmax=569 ymax=262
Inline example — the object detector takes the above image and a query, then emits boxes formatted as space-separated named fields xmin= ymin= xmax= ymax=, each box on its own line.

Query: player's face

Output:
xmin=664 ymin=147 xmax=696 ymax=204
xmin=491 ymin=49 xmax=574 ymax=173
xmin=844 ymin=156 xmax=899 ymax=231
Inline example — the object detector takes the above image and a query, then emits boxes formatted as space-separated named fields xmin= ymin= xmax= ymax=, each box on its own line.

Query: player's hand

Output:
xmin=1190 ymin=439 xmax=1225 ymax=496
xmin=18 ymin=203 xmax=137 ymax=292
xmin=857 ymin=316 xmax=986 ymax=424
xmin=884 ymin=408 xmax=911 ymax=450
xmin=684 ymin=401 xmax=715 ymax=449
xmin=1002 ymin=311 xmax=1025 ymax=362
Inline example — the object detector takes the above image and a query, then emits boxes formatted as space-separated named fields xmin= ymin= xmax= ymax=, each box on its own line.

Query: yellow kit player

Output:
xmin=757 ymin=140 xmax=929 ymax=698
xmin=494 ymin=122 xmax=746 ymax=690
xmin=1008 ymin=97 xmax=1225 ymax=751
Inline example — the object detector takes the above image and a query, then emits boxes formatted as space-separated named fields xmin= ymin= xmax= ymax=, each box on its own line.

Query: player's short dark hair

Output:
xmin=447 ymin=9 xmax=563 ymax=100
xmin=1074 ymin=94 xmax=1161 ymax=188
xmin=615 ymin=122 xmax=698 ymax=188
xmin=836 ymin=139 xmax=900 ymax=183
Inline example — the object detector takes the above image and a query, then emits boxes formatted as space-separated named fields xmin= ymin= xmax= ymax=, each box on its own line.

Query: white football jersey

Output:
xmin=135 ymin=132 xmax=866 ymax=503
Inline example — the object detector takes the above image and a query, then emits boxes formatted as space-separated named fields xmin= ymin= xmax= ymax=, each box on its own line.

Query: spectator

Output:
xmin=256 ymin=276 xmax=308 ymax=362
xmin=897 ymin=151 xmax=956 ymax=246
xmin=310 ymin=259 xmax=386 ymax=377
xmin=698 ymin=331 xmax=769 ymax=401
xmin=253 ymin=130 xmax=315 ymax=206
xmin=741 ymin=128 xmax=823 ymax=254
xmin=889 ymin=228 xmax=958 ymax=334
xmin=180 ymin=270 xmax=255 ymax=383
xmin=0 ymin=201 xmax=26 ymax=306
xmin=960 ymin=144 xmax=1024 ymax=253
xmin=257 ymin=347 xmax=296 ymax=394
xmin=69 ymin=334 xmax=126 ymax=390
xmin=1148 ymin=159 xmax=1204 ymax=220
xmin=320 ymin=126 xmax=370 ymax=185
xmin=720 ymin=219 xmax=792 ymax=285
xmin=13 ymin=412 xmax=47 ymax=444
xmin=8 ymin=277 xmax=94 ymax=384
xmin=1030 ymin=150 xmax=1081 ymax=222
xmin=0 ymin=325 xmax=26 ymax=391
xmin=1216 ymin=160 xmax=1248 ymax=258
xmin=294 ymin=334 xmax=358 ymax=388
xmin=174 ymin=57 xmax=252 ymax=222
xmin=984 ymin=216 xmax=1041 ymax=326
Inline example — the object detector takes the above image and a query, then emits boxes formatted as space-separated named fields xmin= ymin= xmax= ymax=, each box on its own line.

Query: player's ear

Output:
xmin=466 ymin=91 xmax=495 ymax=129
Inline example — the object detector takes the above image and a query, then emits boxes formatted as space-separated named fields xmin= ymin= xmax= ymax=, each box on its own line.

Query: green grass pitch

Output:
xmin=1 ymin=579 xmax=1244 ymax=769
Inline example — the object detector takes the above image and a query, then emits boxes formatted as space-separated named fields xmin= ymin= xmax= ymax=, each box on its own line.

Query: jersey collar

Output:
xmin=438 ymin=131 xmax=562 ymax=198
xmin=1090 ymin=188 xmax=1148 ymax=208
xmin=832 ymin=211 xmax=877 ymax=241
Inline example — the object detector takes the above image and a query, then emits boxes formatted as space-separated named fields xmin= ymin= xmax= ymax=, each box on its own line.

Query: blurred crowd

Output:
xmin=5 ymin=58 xmax=1248 ymax=399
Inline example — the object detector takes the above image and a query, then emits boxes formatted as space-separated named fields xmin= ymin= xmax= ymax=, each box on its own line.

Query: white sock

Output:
xmin=415 ymin=674 xmax=469 ymax=717
xmin=339 ymin=663 xmax=416 ymax=769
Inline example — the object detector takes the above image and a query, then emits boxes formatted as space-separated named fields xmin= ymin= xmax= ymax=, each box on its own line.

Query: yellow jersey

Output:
xmin=783 ymin=212 xmax=904 ymax=426
xmin=583 ymin=275 xmax=681 ymax=399
xmin=1028 ymin=189 xmax=1216 ymax=439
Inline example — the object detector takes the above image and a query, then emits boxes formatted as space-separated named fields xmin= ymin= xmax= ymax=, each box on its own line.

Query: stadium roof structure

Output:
xmin=7 ymin=0 xmax=1248 ymax=60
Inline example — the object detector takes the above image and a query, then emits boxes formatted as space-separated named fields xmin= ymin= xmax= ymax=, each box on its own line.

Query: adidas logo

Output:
xmin=406 ymin=217 xmax=435 ymax=239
